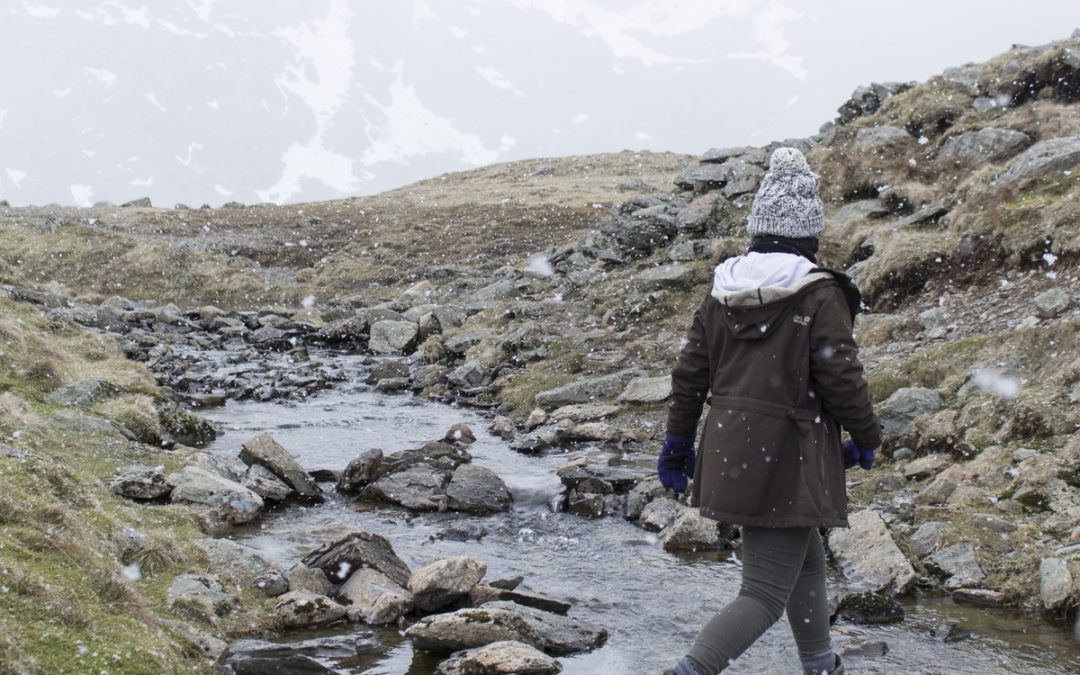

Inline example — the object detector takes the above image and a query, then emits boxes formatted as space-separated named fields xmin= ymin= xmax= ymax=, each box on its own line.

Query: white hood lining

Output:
xmin=710 ymin=252 xmax=828 ymax=307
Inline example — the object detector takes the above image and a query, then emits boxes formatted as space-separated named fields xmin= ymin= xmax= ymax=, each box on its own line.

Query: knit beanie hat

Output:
xmin=746 ymin=147 xmax=824 ymax=239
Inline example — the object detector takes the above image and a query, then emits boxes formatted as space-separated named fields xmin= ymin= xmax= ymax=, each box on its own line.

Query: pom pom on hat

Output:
xmin=768 ymin=146 xmax=812 ymax=175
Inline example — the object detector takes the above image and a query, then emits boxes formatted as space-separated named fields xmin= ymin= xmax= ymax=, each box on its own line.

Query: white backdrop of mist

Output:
xmin=2 ymin=0 xmax=1079 ymax=207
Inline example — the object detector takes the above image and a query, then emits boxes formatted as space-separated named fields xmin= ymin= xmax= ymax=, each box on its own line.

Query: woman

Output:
xmin=659 ymin=147 xmax=882 ymax=675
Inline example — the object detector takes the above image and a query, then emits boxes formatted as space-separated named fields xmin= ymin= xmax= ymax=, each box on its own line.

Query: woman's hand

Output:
xmin=841 ymin=440 xmax=877 ymax=471
xmin=658 ymin=434 xmax=696 ymax=493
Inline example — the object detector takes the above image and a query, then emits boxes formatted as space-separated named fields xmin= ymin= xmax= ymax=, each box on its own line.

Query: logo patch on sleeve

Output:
xmin=793 ymin=313 xmax=811 ymax=326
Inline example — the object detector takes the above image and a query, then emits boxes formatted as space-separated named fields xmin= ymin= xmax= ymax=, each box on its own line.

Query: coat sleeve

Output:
xmin=808 ymin=286 xmax=882 ymax=449
xmin=667 ymin=296 xmax=712 ymax=440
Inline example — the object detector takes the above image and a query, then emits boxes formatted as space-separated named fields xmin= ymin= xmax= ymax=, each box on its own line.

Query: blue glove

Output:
xmin=841 ymin=439 xmax=875 ymax=471
xmin=658 ymin=434 xmax=696 ymax=493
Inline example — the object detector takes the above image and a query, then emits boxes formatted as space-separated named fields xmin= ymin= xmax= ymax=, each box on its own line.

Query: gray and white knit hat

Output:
xmin=746 ymin=147 xmax=824 ymax=239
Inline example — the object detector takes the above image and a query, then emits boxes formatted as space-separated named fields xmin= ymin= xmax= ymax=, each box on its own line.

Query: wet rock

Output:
xmin=405 ymin=602 xmax=606 ymax=655
xmin=367 ymin=465 xmax=450 ymax=511
xmin=242 ymin=463 xmax=294 ymax=502
xmin=996 ymin=137 xmax=1080 ymax=184
xmin=931 ymin=622 xmax=973 ymax=643
xmin=827 ymin=510 xmax=917 ymax=595
xmin=340 ymin=569 xmax=414 ymax=624
xmin=510 ymin=429 xmax=557 ymax=455
xmin=928 ymin=543 xmax=985 ymax=590
xmin=950 ymin=588 xmax=1008 ymax=606
xmin=252 ymin=570 xmax=289 ymax=597
xmin=44 ymin=378 xmax=116 ymax=407
xmin=660 ymin=510 xmax=722 ymax=552
xmin=159 ymin=404 xmax=217 ymax=447
xmin=489 ymin=416 xmax=515 ymax=440
xmin=367 ymin=359 xmax=410 ymax=384
xmin=317 ymin=315 xmax=369 ymax=347
xmin=639 ymin=497 xmax=683 ymax=532
xmin=285 ymin=563 xmax=333 ymax=596
xmin=839 ymin=639 xmax=888 ymax=658
xmin=534 ymin=370 xmax=643 ymax=408
xmin=878 ymin=388 xmax=943 ymax=436
xmin=273 ymin=590 xmax=347 ymax=628
xmin=834 ymin=592 xmax=905 ymax=625
xmin=240 ymin=432 xmax=324 ymax=504
xmin=618 ymin=376 xmax=671 ymax=404
xmin=626 ymin=477 xmax=667 ymax=520
xmin=558 ymin=465 xmax=648 ymax=493
xmin=469 ymin=585 xmax=571 ymax=615
xmin=369 ymin=320 xmax=420 ymax=355
xmin=445 ymin=424 xmax=477 ymax=445
xmin=221 ymin=634 xmax=378 ymax=675
xmin=910 ymin=521 xmax=947 ymax=557
xmin=302 ymin=531 xmax=412 ymax=586
xmin=409 ymin=557 xmax=488 ymax=612
xmin=526 ymin=408 xmax=548 ymax=430
xmin=448 ymin=360 xmax=486 ymax=389
xmin=446 ymin=464 xmax=512 ymax=514
xmin=193 ymin=538 xmax=278 ymax=584
xmin=634 ymin=265 xmax=691 ymax=291
xmin=110 ymin=463 xmax=170 ymax=500
xmin=435 ymin=641 xmax=563 ymax=675
xmin=337 ymin=448 xmax=384 ymax=493
xmin=169 ymin=466 xmax=264 ymax=525
xmin=1039 ymin=557 xmax=1072 ymax=610
xmin=167 ymin=574 xmax=237 ymax=623
xmin=937 ymin=128 xmax=1030 ymax=165
xmin=1034 ymin=288 xmax=1071 ymax=319
xmin=566 ymin=491 xmax=604 ymax=518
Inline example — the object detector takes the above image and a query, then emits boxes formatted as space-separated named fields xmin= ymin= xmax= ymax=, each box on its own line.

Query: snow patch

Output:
xmin=971 ymin=369 xmax=1019 ymax=401
xmin=525 ymin=254 xmax=555 ymax=277
xmin=70 ymin=184 xmax=93 ymax=206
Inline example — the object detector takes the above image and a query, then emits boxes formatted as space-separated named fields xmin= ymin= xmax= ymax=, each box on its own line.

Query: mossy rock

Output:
xmin=159 ymin=405 xmax=217 ymax=448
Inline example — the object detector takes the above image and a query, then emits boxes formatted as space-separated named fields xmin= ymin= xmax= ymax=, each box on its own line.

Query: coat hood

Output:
xmin=710 ymin=252 xmax=832 ymax=341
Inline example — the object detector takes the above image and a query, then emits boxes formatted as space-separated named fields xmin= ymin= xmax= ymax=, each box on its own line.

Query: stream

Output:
xmin=197 ymin=351 xmax=1080 ymax=674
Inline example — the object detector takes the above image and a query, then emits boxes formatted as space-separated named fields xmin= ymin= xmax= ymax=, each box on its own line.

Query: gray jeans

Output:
xmin=687 ymin=526 xmax=832 ymax=674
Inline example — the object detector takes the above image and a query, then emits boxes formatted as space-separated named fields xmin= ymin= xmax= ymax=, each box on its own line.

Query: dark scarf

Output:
xmin=748 ymin=235 xmax=819 ymax=264
xmin=747 ymin=235 xmax=864 ymax=320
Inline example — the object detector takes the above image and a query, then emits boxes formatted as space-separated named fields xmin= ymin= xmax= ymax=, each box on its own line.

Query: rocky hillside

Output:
xmin=3 ymin=31 xmax=1080 ymax=672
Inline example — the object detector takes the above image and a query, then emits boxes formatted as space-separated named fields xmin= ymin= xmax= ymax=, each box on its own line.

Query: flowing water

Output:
xmin=199 ymin=352 xmax=1080 ymax=674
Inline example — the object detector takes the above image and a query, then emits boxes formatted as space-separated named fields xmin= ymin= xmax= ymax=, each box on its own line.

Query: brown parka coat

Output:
xmin=667 ymin=268 xmax=881 ymax=529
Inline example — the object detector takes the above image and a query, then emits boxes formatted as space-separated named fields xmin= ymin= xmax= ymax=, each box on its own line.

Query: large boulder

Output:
xmin=445 ymin=464 xmax=513 ymax=514
xmin=827 ymin=510 xmax=917 ymax=595
xmin=660 ymin=510 xmax=722 ymax=552
xmin=877 ymin=387 xmax=943 ymax=437
xmin=169 ymin=466 xmax=264 ymax=525
xmin=242 ymin=463 xmax=294 ymax=502
xmin=996 ymin=137 xmax=1080 ymax=185
xmin=435 ymin=641 xmax=563 ymax=675
xmin=405 ymin=602 xmax=606 ymax=655
xmin=239 ymin=433 xmax=324 ymax=503
xmin=302 ymin=532 xmax=412 ymax=586
xmin=366 ymin=465 xmax=451 ymax=511
xmin=937 ymin=128 xmax=1031 ymax=165
xmin=340 ymin=569 xmax=414 ymax=625
xmin=409 ymin=557 xmax=488 ymax=612
xmin=369 ymin=320 xmax=420 ymax=355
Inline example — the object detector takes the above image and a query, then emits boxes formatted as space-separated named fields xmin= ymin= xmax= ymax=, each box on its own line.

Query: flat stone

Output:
xmin=904 ymin=454 xmax=950 ymax=480
xmin=534 ymin=370 xmax=643 ymax=408
xmin=222 ymin=635 xmax=379 ymax=675
xmin=840 ymin=639 xmax=889 ymax=658
xmin=1040 ymin=557 xmax=1072 ymax=610
xmin=341 ymin=568 xmax=414 ymax=625
xmin=834 ymin=592 xmax=905 ymax=625
xmin=634 ymin=265 xmax=691 ymax=291
xmin=928 ymin=543 xmax=985 ymax=590
xmin=827 ymin=510 xmax=917 ymax=595
xmin=618 ymin=376 xmax=671 ymax=404
xmin=240 ymin=432 xmax=324 ymax=504
xmin=366 ymin=465 xmax=451 ymax=511
xmin=193 ymin=538 xmax=278 ymax=584
xmin=879 ymin=387 xmax=942 ymax=436
xmin=468 ymin=585 xmax=572 ymax=615
xmin=915 ymin=477 xmax=957 ymax=506
xmin=406 ymin=602 xmax=606 ymax=655
xmin=910 ymin=521 xmax=947 ymax=557
xmin=997 ymin=137 xmax=1080 ymax=184
xmin=950 ymin=588 xmax=1008 ymax=607
xmin=435 ymin=641 xmax=562 ymax=675
xmin=639 ymin=498 xmax=683 ymax=532
xmin=302 ymin=531 xmax=412 ymax=586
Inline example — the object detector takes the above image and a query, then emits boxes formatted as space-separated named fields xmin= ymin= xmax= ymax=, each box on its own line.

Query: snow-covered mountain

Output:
xmin=1 ymin=0 xmax=1078 ymax=207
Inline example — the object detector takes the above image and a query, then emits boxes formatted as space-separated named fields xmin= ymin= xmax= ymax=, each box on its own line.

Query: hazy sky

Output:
xmin=2 ymin=0 xmax=1079 ymax=207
